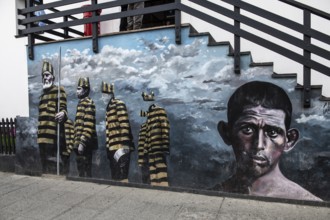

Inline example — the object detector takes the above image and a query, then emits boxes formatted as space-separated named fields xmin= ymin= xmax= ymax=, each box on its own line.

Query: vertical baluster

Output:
xmin=13 ymin=118 xmax=16 ymax=154
xmin=0 ymin=121 xmax=3 ymax=154
xmin=92 ymin=0 xmax=99 ymax=53
xmin=64 ymin=16 xmax=69 ymax=38
xmin=175 ymin=0 xmax=181 ymax=44
xmin=234 ymin=2 xmax=240 ymax=74
xmin=27 ymin=0 xmax=35 ymax=60
xmin=9 ymin=118 xmax=14 ymax=155
xmin=303 ymin=9 xmax=311 ymax=108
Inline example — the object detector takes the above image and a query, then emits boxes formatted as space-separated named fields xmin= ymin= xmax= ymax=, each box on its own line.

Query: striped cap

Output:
xmin=101 ymin=81 xmax=114 ymax=94
xmin=140 ymin=110 xmax=148 ymax=117
xmin=41 ymin=61 xmax=54 ymax=76
xmin=142 ymin=91 xmax=155 ymax=101
xmin=77 ymin=77 xmax=90 ymax=89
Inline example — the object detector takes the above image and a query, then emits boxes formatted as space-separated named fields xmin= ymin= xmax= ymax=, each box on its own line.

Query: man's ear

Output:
xmin=218 ymin=121 xmax=232 ymax=145
xmin=284 ymin=128 xmax=299 ymax=152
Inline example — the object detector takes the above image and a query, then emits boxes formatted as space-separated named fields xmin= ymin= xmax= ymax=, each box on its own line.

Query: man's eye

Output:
xmin=241 ymin=126 xmax=254 ymax=135
xmin=266 ymin=129 xmax=279 ymax=138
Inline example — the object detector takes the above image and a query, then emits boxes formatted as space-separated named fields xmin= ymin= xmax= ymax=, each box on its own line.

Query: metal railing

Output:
xmin=16 ymin=0 xmax=330 ymax=107
xmin=0 ymin=118 xmax=16 ymax=155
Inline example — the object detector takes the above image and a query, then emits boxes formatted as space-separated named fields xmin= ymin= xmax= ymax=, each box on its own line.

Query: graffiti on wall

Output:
xmin=24 ymin=26 xmax=329 ymax=202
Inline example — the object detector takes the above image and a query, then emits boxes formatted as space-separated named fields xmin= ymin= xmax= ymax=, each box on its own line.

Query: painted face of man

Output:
xmin=229 ymin=105 xmax=294 ymax=178
xmin=76 ymin=86 xmax=86 ymax=99
xmin=42 ymin=72 xmax=54 ymax=89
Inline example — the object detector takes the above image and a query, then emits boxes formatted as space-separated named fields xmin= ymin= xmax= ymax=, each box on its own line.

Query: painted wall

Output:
xmin=2 ymin=0 xmax=330 ymax=119
xmin=21 ymin=25 xmax=330 ymax=202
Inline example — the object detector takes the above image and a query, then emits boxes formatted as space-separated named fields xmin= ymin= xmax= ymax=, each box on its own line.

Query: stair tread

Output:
xmin=319 ymin=95 xmax=330 ymax=101
xmin=295 ymin=84 xmax=323 ymax=89
xmin=272 ymin=72 xmax=297 ymax=78
xmin=250 ymin=62 xmax=273 ymax=67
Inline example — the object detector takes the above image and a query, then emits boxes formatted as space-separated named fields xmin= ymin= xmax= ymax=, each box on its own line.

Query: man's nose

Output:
xmin=255 ymin=130 xmax=265 ymax=151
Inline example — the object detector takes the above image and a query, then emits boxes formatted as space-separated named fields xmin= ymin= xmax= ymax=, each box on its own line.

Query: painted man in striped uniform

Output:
xmin=38 ymin=61 xmax=68 ymax=174
xmin=102 ymin=82 xmax=134 ymax=181
xmin=145 ymin=104 xmax=170 ymax=186
xmin=137 ymin=120 xmax=149 ymax=184
xmin=74 ymin=77 xmax=98 ymax=178
xmin=138 ymin=92 xmax=171 ymax=186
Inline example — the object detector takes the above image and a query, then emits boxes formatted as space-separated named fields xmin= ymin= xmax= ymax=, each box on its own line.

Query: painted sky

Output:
xmin=27 ymin=26 xmax=330 ymax=198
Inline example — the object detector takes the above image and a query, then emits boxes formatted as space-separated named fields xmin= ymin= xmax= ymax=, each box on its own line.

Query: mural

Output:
xmin=24 ymin=26 xmax=329 ymax=202
xmin=103 ymin=81 xmax=134 ymax=182
xmin=138 ymin=91 xmax=170 ymax=186
xmin=37 ymin=61 xmax=69 ymax=175
xmin=214 ymin=81 xmax=321 ymax=201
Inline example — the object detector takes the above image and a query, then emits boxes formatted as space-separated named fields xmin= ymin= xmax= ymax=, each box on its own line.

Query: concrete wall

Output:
xmin=18 ymin=25 xmax=330 ymax=202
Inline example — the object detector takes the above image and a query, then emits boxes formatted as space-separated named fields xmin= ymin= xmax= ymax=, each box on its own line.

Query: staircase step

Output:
xmin=228 ymin=51 xmax=251 ymax=56
xmin=208 ymin=41 xmax=233 ymax=53
xmin=319 ymin=95 xmax=330 ymax=101
xmin=250 ymin=62 xmax=273 ymax=67
xmin=295 ymin=84 xmax=323 ymax=90
xmin=272 ymin=72 xmax=297 ymax=79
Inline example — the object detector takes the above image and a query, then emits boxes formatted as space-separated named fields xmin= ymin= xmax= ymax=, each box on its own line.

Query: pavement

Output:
xmin=0 ymin=171 xmax=329 ymax=220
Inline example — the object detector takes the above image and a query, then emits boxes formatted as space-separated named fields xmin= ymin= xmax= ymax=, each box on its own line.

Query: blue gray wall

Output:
xmin=23 ymin=26 xmax=330 ymax=201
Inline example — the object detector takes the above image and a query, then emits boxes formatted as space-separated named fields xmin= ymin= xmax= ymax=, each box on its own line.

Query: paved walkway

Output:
xmin=0 ymin=172 xmax=329 ymax=220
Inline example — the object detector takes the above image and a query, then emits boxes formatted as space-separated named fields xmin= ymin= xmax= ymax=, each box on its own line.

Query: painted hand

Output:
xmin=78 ymin=144 xmax=84 ymax=154
xmin=55 ymin=112 xmax=65 ymax=123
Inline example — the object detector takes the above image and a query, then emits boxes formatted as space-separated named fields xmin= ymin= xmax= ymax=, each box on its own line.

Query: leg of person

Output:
xmin=133 ymin=2 xmax=144 ymax=30
xmin=118 ymin=153 xmax=130 ymax=182
xmin=75 ymin=152 xmax=86 ymax=177
xmin=85 ymin=149 xmax=93 ymax=178
xmin=39 ymin=144 xmax=47 ymax=173
xmin=150 ymin=150 xmax=168 ymax=186
xmin=141 ymin=154 xmax=151 ymax=184
xmin=127 ymin=4 xmax=134 ymax=31
xmin=61 ymin=154 xmax=70 ymax=176
xmin=108 ymin=150 xmax=120 ymax=180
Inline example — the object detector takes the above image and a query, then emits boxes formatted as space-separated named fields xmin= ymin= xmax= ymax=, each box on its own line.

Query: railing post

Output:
xmin=2 ymin=118 xmax=7 ymax=154
xmin=5 ymin=118 xmax=10 ymax=154
xmin=234 ymin=3 xmax=240 ymax=74
xmin=92 ymin=0 xmax=99 ymax=53
xmin=303 ymin=9 xmax=311 ymax=108
xmin=13 ymin=118 xmax=16 ymax=154
xmin=27 ymin=0 xmax=35 ymax=60
xmin=64 ymin=16 xmax=69 ymax=38
xmin=175 ymin=0 xmax=181 ymax=44
xmin=0 ymin=121 xmax=3 ymax=154
xmin=9 ymin=118 xmax=15 ymax=155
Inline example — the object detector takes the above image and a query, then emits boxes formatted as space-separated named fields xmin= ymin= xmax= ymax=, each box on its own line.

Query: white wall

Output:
xmin=1 ymin=0 xmax=329 ymax=118
xmin=0 ymin=1 xmax=29 ymax=118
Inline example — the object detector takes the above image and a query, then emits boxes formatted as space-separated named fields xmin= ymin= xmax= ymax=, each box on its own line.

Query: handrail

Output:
xmin=16 ymin=0 xmax=330 ymax=107
xmin=279 ymin=0 xmax=330 ymax=20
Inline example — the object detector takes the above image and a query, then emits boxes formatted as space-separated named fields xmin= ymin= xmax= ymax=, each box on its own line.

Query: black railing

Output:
xmin=16 ymin=0 xmax=330 ymax=107
xmin=0 ymin=118 xmax=16 ymax=155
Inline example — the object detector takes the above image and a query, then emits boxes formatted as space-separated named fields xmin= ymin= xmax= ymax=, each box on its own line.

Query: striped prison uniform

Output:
xmin=137 ymin=123 xmax=147 ymax=166
xmin=37 ymin=85 xmax=67 ymax=145
xmin=105 ymin=98 xmax=134 ymax=181
xmin=74 ymin=97 xmax=97 ymax=148
xmin=63 ymin=119 xmax=74 ymax=156
xmin=37 ymin=85 xmax=68 ymax=174
xmin=144 ymin=105 xmax=170 ymax=186
xmin=137 ymin=123 xmax=150 ymax=184
xmin=74 ymin=96 xmax=97 ymax=177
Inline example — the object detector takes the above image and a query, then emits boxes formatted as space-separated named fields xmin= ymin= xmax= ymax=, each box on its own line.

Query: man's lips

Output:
xmin=252 ymin=155 xmax=268 ymax=166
